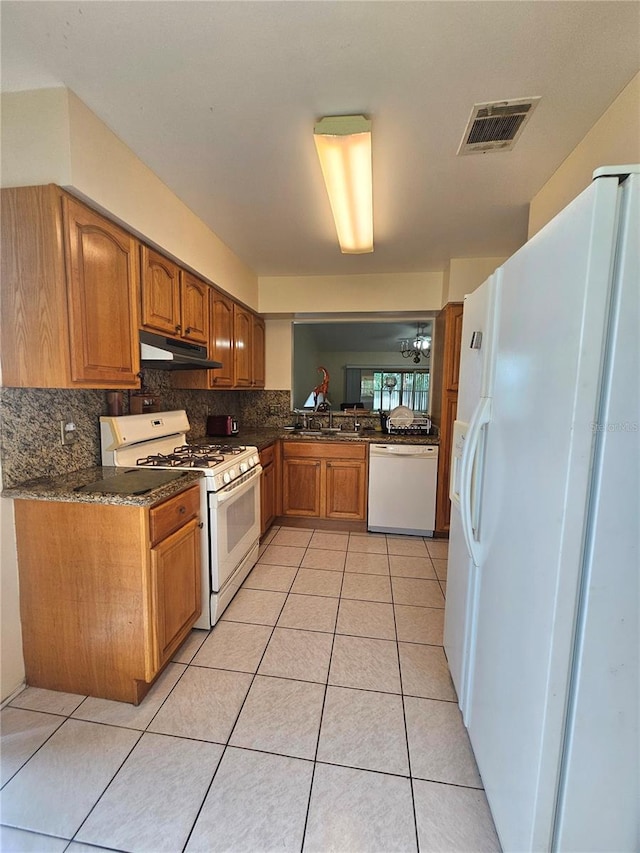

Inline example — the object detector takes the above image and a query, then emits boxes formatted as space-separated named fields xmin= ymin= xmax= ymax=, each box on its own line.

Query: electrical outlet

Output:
xmin=60 ymin=420 xmax=78 ymax=446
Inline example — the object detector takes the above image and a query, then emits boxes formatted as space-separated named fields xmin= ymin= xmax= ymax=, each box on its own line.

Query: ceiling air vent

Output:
xmin=457 ymin=97 xmax=541 ymax=155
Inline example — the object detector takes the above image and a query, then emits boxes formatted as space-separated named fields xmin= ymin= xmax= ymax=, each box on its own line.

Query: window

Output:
xmin=345 ymin=368 xmax=430 ymax=411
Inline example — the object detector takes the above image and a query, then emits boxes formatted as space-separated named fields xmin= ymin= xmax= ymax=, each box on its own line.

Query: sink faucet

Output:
xmin=308 ymin=416 xmax=323 ymax=430
xmin=294 ymin=409 xmax=308 ymax=429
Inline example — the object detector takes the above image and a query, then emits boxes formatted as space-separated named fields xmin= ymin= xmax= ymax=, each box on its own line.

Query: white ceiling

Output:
xmin=2 ymin=1 xmax=639 ymax=277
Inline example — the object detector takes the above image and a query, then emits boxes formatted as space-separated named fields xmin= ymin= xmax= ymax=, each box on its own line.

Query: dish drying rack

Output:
xmin=384 ymin=413 xmax=433 ymax=435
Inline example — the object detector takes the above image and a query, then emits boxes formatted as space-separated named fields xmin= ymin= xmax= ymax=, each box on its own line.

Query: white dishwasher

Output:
xmin=368 ymin=443 xmax=438 ymax=536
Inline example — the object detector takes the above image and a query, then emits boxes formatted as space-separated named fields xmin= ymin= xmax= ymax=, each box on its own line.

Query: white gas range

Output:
xmin=100 ymin=410 xmax=262 ymax=628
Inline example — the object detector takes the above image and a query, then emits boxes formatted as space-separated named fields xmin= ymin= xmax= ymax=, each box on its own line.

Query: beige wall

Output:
xmin=260 ymin=272 xmax=443 ymax=393
xmin=1 ymin=88 xmax=259 ymax=308
xmin=1 ymin=88 xmax=72 ymax=187
xmin=259 ymin=271 xmax=444 ymax=314
xmin=443 ymin=257 xmax=507 ymax=303
xmin=265 ymin=319 xmax=293 ymax=390
xmin=528 ymin=72 xmax=640 ymax=238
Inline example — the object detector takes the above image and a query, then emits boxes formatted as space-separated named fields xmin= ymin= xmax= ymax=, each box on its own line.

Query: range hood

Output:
xmin=140 ymin=330 xmax=223 ymax=371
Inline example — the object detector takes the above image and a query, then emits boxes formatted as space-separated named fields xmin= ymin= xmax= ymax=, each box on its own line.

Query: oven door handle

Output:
xmin=212 ymin=467 xmax=262 ymax=505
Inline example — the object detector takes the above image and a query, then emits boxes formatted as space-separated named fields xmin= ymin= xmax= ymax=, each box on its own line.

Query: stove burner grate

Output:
xmin=134 ymin=444 xmax=251 ymax=469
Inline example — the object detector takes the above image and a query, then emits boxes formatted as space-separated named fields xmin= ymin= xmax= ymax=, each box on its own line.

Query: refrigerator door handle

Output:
xmin=460 ymin=397 xmax=491 ymax=566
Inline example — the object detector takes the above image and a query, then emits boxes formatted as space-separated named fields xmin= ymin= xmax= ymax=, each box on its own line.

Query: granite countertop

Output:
xmin=200 ymin=428 xmax=439 ymax=451
xmin=2 ymin=467 xmax=202 ymax=507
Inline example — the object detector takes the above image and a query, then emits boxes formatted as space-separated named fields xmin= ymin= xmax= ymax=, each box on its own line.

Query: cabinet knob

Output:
xmin=185 ymin=326 xmax=192 ymax=334
xmin=198 ymin=521 xmax=204 ymax=529
xmin=175 ymin=324 xmax=182 ymax=332
xmin=178 ymin=505 xmax=186 ymax=514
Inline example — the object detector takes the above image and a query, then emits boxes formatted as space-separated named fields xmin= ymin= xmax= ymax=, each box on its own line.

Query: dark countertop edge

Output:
xmin=203 ymin=428 xmax=439 ymax=451
xmin=2 ymin=431 xmax=439 ymax=501
xmin=2 ymin=467 xmax=203 ymax=507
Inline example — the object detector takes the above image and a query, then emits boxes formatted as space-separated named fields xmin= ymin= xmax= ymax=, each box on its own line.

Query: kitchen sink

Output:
xmin=288 ymin=429 xmax=363 ymax=437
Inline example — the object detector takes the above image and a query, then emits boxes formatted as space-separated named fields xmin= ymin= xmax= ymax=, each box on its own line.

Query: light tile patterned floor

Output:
xmin=0 ymin=526 xmax=500 ymax=853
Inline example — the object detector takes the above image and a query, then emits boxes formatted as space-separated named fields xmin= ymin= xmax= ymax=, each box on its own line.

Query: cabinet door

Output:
xmin=252 ymin=315 xmax=266 ymax=388
xmin=151 ymin=517 xmax=201 ymax=669
xmin=445 ymin=304 xmax=464 ymax=392
xmin=325 ymin=460 xmax=367 ymax=520
xmin=282 ymin=458 xmax=321 ymax=517
xmin=260 ymin=461 xmax=276 ymax=534
xmin=210 ymin=291 xmax=234 ymax=387
xmin=233 ymin=304 xmax=253 ymax=387
xmin=140 ymin=246 xmax=181 ymax=336
xmin=180 ymin=271 xmax=209 ymax=344
xmin=64 ymin=197 xmax=140 ymax=387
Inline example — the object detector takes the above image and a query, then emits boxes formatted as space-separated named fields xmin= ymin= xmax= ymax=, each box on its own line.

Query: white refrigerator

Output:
xmin=444 ymin=166 xmax=639 ymax=853
xmin=445 ymin=271 xmax=500 ymax=718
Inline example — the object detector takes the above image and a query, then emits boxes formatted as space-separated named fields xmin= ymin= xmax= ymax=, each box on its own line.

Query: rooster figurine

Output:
xmin=312 ymin=366 xmax=330 ymax=411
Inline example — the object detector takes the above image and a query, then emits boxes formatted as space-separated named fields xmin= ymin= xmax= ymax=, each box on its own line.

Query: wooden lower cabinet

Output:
xmin=325 ymin=459 xmax=367 ymax=520
xmin=14 ymin=485 xmax=201 ymax=704
xmin=151 ymin=518 xmax=201 ymax=669
xmin=259 ymin=442 xmax=281 ymax=535
xmin=282 ymin=457 xmax=322 ymax=517
xmin=282 ymin=442 xmax=367 ymax=521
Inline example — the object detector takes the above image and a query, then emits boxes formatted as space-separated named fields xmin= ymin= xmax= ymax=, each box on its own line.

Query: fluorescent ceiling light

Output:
xmin=314 ymin=115 xmax=373 ymax=254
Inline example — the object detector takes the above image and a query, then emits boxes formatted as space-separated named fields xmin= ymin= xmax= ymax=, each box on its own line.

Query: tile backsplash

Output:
xmin=0 ymin=377 xmax=292 ymax=489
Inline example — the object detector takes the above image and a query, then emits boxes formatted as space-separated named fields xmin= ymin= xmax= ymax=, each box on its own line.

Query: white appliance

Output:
xmin=100 ymin=410 xmax=262 ymax=628
xmin=444 ymin=166 xmax=639 ymax=853
xmin=368 ymin=444 xmax=438 ymax=536
xmin=445 ymin=271 xmax=500 ymax=714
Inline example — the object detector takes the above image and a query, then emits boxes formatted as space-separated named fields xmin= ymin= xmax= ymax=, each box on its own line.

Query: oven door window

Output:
xmin=209 ymin=476 xmax=260 ymax=592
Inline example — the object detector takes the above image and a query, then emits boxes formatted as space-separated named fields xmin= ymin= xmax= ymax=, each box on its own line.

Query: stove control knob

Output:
xmin=251 ymin=454 xmax=259 ymax=467
xmin=223 ymin=472 xmax=231 ymax=484
xmin=240 ymin=461 xmax=248 ymax=473
xmin=229 ymin=468 xmax=236 ymax=480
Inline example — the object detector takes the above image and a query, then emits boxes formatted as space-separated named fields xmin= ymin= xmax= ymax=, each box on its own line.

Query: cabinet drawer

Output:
xmin=283 ymin=441 xmax=366 ymax=461
xmin=150 ymin=485 xmax=200 ymax=546
xmin=259 ymin=444 xmax=275 ymax=468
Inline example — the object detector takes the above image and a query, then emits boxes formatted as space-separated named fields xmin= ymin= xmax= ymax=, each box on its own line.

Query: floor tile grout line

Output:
xmin=1 ymin=530 xmax=449 ymax=850
xmin=389 ymin=570 xmax=421 ymax=853
xmin=180 ymin=574 xmax=294 ymax=853
xmin=299 ymin=554 xmax=346 ymax=852
xmin=0 ymin=710 xmax=69 ymax=792
xmin=138 ymin=658 xmax=194 ymax=733
xmin=66 ymin=727 xmax=145 ymax=848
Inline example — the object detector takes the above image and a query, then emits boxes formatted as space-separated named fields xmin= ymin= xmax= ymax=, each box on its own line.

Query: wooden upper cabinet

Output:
xmin=233 ymin=303 xmax=253 ymax=387
xmin=445 ymin=303 xmax=464 ymax=391
xmin=252 ymin=315 xmax=266 ymax=388
xmin=0 ymin=185 xmax=140 ymax=389
xmin=210 ymin=290 xmax=234 ymax=387
xmin=140 ymin=246 xmax=181 ymax=336
xmin=64 ymin=197 xmax=141 ymax=387
xmin=171 ymin=291 xmax=264 ymax=391
xmin=180 ymin=271 xmax=209 ymax=344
